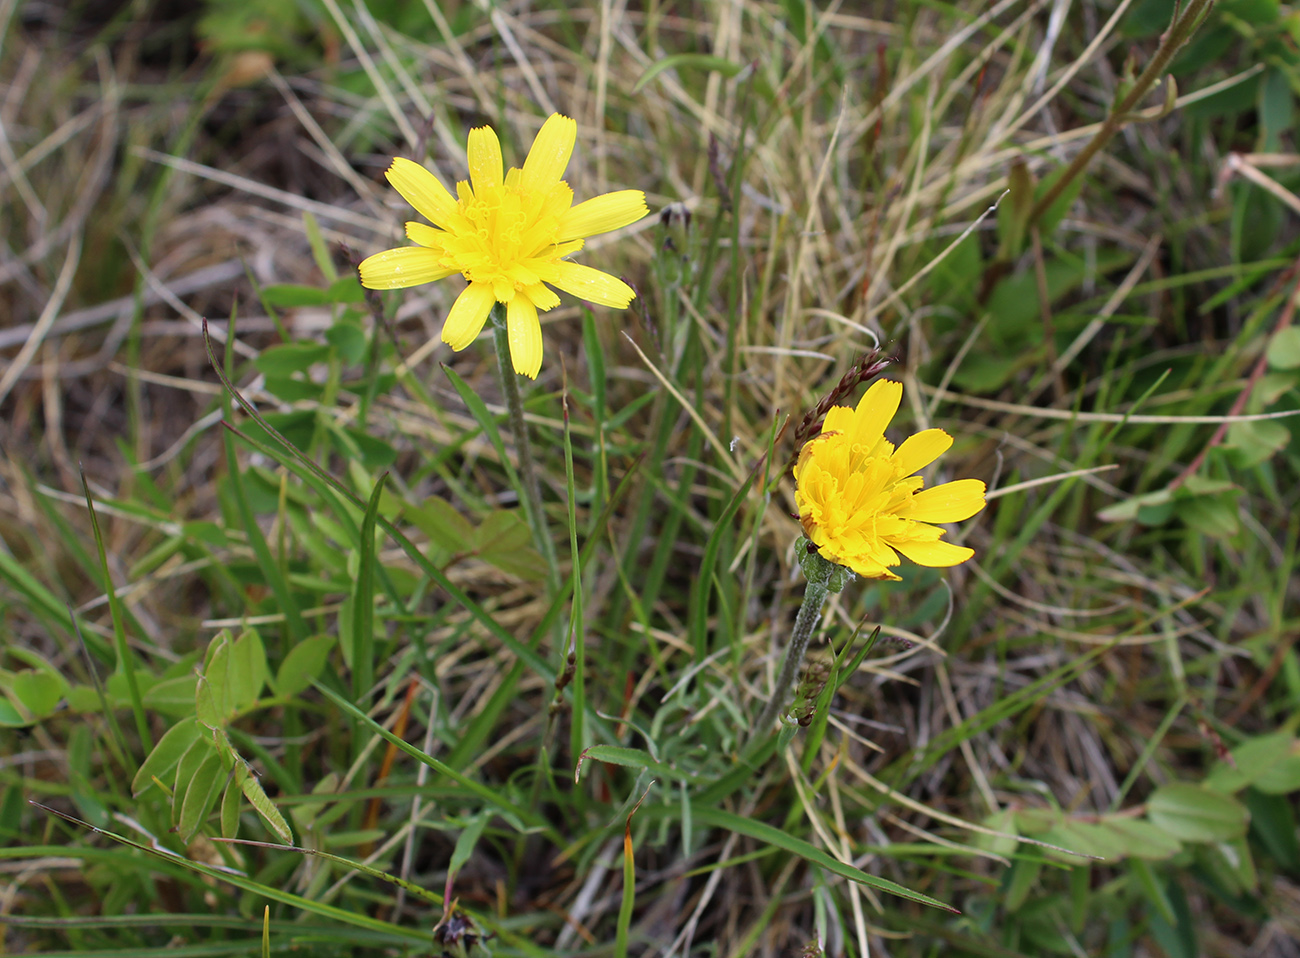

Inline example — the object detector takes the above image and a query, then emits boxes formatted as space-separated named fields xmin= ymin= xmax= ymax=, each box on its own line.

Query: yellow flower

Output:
xmin=793 ymin=379 xmax=986 ymax=581
xmin=359 ymin=114 xmax=649 ymax=379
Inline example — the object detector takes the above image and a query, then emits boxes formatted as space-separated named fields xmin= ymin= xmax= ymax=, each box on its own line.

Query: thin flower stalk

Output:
xmin=489 ymin=304 xmax=557 ymax=582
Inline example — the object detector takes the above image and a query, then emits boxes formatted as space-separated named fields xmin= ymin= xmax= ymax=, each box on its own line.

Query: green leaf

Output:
xmin=0 ymin=696 xmax=29 ymax=728
xmin=1244 ymin=788 xmax=1300 ymax=871
xmin=141 ymin=674 xmax=199 ymax=716
xmin=996 ymin=158 xmax=1036 ymax=260
xmin=1002 ymin=856 xmax=1042 ymax=912
xmin=29 ymin=809 xmax=424 ymax=941
xmin=227 ymin=629 xmax=268 ymax=714
xmin=260 ymin=285 xmax=333 ymax=308
xmin=262 ymin=376 xmax=326 ymax=405
xmin=173 ymin=736 xmax=213 ymax=805
xmin=633 ymin=54 xmax=743 ymax=93
xmin=132 ymin=717 xmax=202 ymax=796
xmin=681 ymin=805 xmax=957 ymax=911
xmin=475 ymin=510 xmax=545 ymax=581
xmin=1267 ymin=326 xmax=1300 ymax=370
xmin=254 ymin=342 xmax=333 ymax=377
xmin=1100 ymin=817 xmax=1182 ymax=860
xmin=196 ymin=632 xmax=231 ymax=727
xmin=325 ymin=321 xmax=368 ymax=364
xmin=239 ymin=761 xmax=293 ymax=843
xmin=221 ymin=777 xmax=241 ymax=839
xmin=351 ymin=427 xmax=400 ymax=470
xmin=1179 ymin=495 xmax=1240 ymax=538
xmin=4 ymin=669 xmax=67 ymax=718
xmin=274 ymin=634 xmax=334 ymax=697
xmin=1206 ymin=732 xmax=1300 ymax=793
xmin=314 ymin=681 xmax=554 ymax=840
xmin=1259 ymin=68 xmax=1294 ymax=151
xmin=1147 ymin=782 xmax=1249 ymax=842
xmin=1033 ymin=164 xmax=1087 ymax=235
xmin=1129 ymin=857 xmax=1176 ymax=924
xmin=179 ymin=748 xmax=226 ymax=841
xmin=1045 ymin=821 xmax=1129 ymax=861
xmin=1207 ymin=836 xmax=1258 ymax=895
xmin=449 ymin=810 xmax=490 ymax=878
xmin=1097 ymin=487 xmax=1174 ymax=523
xmin=409 ymin=496 xmax=475 ymax=554
xmin=303 ymin=210 xmax=337 ymax=282
xmin=351 ymin=473 xmax=388 ymax=704
xmin=1147 ymin=875 xmax=1198 ymax=958
xmin=1221 ymin=0 xmax=1281 ymax=24
xmin=575 ymin=745 xmax=701 ymax=784
xmin=1224 ymin=419 xmax=1291 ymax=467
xmin=326 ymin=275 xmax=366 ymax=304
xmin=474 ymin=509 xmax=532 ymax=553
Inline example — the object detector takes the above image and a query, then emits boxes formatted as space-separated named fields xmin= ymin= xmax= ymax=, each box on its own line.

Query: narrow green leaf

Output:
xmin=633 ymin=53 xmax=743 ymax=93
xmin=313 ymin=682 xmax=558 ymax=841
xmin=238 ymin=761 xmax=294 ymax=844
xmin=352 ymin=473 xmax=388 ymax=703
xmin=449 ymin=810 xmax=490 ymax=878
xmin=82 ymin=472 xmax=152 ymax=750
xmin=441 ymin=364 xmax=521 ymax=492
xmin=304 ymin=210 xmax=337 ymax=282
xmin=683 ymin=805 xmax=957 ymax=911
xmin=30 ymin=804 xmax=426 ymax=941
xmin=222 ymin=429 xmax=309 ymax=644
xmin=575 ymin=745 xmax=702 ymax=785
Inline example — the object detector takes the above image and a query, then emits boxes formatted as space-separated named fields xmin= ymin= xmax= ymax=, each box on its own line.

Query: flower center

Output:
xmin=439 ymin=180 xmax=568 ymax=295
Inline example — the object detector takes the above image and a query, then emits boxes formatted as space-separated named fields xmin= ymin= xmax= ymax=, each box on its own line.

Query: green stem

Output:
xmin=1029 ymin=0 xmax=1214 ymax=226
xmin=489 ymin=305 xmax=559 ymax=590
xmin=753 ymin=574 xmax=831 ymax=739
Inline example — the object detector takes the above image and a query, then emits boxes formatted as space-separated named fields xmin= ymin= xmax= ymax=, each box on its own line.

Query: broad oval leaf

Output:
xmin=1147 ymin=782 xmax=1249 ymax=843
xmin=1100 ymin=817 xmax=1182 ymax=861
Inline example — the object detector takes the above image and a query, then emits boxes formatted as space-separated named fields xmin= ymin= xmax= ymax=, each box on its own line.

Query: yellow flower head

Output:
xmin=793 ymin=380 xmax=986 ymax=581
xmin=359 ymin=114 xmax=649 ymax=379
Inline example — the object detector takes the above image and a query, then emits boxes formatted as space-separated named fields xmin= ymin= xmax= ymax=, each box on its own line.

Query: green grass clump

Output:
xmin=4 ymin=0 xmax=1300 ymax=955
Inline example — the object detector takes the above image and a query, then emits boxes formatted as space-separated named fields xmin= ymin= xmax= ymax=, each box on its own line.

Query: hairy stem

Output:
xmin=752 ymin=576 xmax=831 ymax=739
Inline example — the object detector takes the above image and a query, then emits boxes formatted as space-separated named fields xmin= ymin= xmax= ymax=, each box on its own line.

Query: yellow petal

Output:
xmin=537 ymin=261 xmax=635 ymax=308
xmin=359 ymin=247 xmax=454 ymax=289
xmin=848 ymin=379 xmax=902 ymax=449
xmin=821 ymin=406 xmax=854 ymax=437
xmin=386 ymin=157 xmax=459 ymax=230
xmin=521 ymin=282 xmax=561 ymax=312
xmin=441 ymin=282 xmax=495 ymax=351
xmin=895 ymin=479 xmax=986 ymax=523
xmin=892 ymin=428 xmax=953 ymax=476
xmin=406 ymin=222 xmax=447 ymax=249
xmin=521 ymin=114 xmax=576 ymax=196
xmin=890 ymin=536 xmax=975 ymax=568
xmin=507 ymin=296 xmax=543 ymax=379
xmin=842 ymin=541 xmax=901 ymax=580
xmin=557 ymin=190 xmax=649 ymax=242
xmin=467 ymin=125 xmax=503 ymax=194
